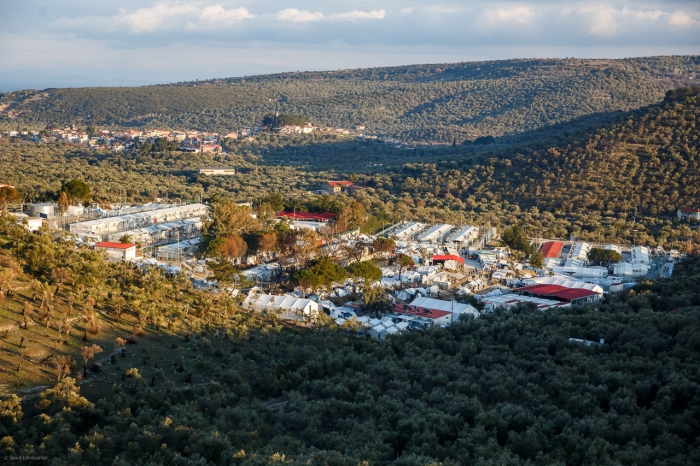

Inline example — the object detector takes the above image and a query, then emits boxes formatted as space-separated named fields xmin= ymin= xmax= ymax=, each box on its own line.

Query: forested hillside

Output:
xmin=3 ymin=88 xmax=700 ymax=248
xmin=380 ymin=86 xmax=700 ymax=228
xmin=2 ymin=56 xmax=699 ymax=141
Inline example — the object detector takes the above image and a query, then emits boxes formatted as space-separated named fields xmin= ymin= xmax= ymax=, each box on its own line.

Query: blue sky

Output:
xmin=1 ymin=1 xmax=699 ymax=91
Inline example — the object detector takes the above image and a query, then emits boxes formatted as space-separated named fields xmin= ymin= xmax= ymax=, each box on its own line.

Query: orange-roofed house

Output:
xmin=95 ymin=242 xmax=137 ymax=261
xmin=321 ymin=180 xmax=365 ymax=195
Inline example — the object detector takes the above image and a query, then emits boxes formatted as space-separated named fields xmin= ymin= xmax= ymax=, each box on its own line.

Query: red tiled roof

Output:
xmin=549 ymin=289 xmax=599 ymax=301
xmin=327 ymin=181 xmax=353 ymax=187
xmin=432 ymin=254 xmax=465 ymax=264
xmin=276 ymin=211 xmax=335 ymax=221
xmin=95 ymin=242 xmax=136 ymax=249
xmin=541 ymin=241 xmax=564 ymax=259
xmin=516 ymin=284 xmax=569 ymax=295
xmin=679 ymin=207 xmax=700 ymax=213
xmin=393 ymin=305 xmax=452 ymax=319
xmin=515 ymin=284 xmax=599 ymax=302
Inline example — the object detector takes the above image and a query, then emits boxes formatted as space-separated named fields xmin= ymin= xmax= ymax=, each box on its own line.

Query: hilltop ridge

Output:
xmin=2 ymin=56 xmax=698 ymax=142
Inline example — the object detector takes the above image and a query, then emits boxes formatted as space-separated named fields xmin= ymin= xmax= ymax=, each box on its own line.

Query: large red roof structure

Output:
xmin=514 ymin=284 xmax=599 ymax=302
xmin=392 ymin=304 xmax=452 ymax=319
xmin=550 ymin=289 xmax=600 ymax=301
xmin=276 ymin=211 xmax=335 ymax=222
xmin=95 ymin=242 xmax=136 ymax=249
xmin=541 ymin=241 xmax=564 ymax=259
xmin=432 ymin=254 xmax=465 ymax=264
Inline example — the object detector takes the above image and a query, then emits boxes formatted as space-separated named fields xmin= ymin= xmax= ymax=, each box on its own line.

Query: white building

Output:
xmin=242 ymin=293 xmax=319 ymax=323
xmin=289 ymin=220 xmax=329 ymax=233
xmin=10 ymin=213 xmax=43 ymax=232
xmin=612 ymin=262 xmax=650 ymax=279
xmin=198 ymin=167 xmax=235 ymax=176
xmin=568 ymin=242 xmax=591 ymax=260
xmin=418 ymin=224 xmax=454 ymax=242
xmin=449 ymin=226 xmax=479 ymax=244
xmin=677 ymin=207 xmax=700 ymax=220
xmin=156 ymin=238 xmax=201 ymax=261
xmin=631 ymin=246 xmax=651 ymax=264
xmin=390 ymin=296 xmax=479 ymax=328
xmin=106 ymin=217 xmax=202 ymax=245
xmin=480 ymin=294 xmax=571 ymax=311
xmin=392 ymin=222 xmax=426 ymax=240
xmin=95 ymin=242 xmax=137 ymax=261
xmin=70 ymin=204 xmax=209 ymax=237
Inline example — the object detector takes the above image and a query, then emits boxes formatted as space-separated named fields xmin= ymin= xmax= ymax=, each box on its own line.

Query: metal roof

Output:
xmin=541 ymin=241 xmax=564 ymax=259
xmin=95 ymin=242 xmax=136 ymax=249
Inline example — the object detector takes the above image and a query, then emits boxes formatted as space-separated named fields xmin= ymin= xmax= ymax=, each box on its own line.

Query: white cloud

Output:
xmin=275 ymin=8 xmax=385 ymax=23
xmin=401 ymin=7 xmax=415 ymax=14
xmin=482 ymin=7 xmax=536 ymax=25
xmin=334 ymin=10 xmax=386 ymax=21
xmin=276 ymin=9 xmax=325 ymax=23
xmin=114 ymin=3 xmax=200 ymax=33
xmin=575 ymin=5 xmax=620 ymax=36
xmin=667 ymin=10 xmax=696 ymax=27
xmin=569 ymin=6 xmax=698 ymax=37
xmin=199 ymin=5 xmax=254 ymax=26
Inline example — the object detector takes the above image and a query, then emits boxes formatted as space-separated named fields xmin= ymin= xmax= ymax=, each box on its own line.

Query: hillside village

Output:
xmin=0 ymin=121 xmax=379 ymax=154
xmin=0 ymin=181 xmax=686 ymax=343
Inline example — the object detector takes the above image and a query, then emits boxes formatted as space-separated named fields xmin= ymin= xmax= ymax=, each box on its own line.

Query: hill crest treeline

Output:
xmin=2 ymin=56 xmax=699 ymax=141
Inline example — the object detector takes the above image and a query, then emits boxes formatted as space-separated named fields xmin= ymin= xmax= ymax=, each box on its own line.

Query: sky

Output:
xmin=1 ymin=0 xmax=699 ymax=91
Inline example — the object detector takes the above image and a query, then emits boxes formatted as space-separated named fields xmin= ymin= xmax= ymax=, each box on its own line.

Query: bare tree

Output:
xmin=54 ymin=355 xmax=73 ymax=381
xmin=16 ymin=350 xmax=25 ymax=372
xmin=80 ymin=344 xmax=103 ymax=376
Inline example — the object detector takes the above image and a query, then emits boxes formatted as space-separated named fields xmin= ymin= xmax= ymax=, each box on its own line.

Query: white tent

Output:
xmin=408 ymin=296 xmax=479 ymax=319
xmin=242 ymin=292 xmax=319 ymax=322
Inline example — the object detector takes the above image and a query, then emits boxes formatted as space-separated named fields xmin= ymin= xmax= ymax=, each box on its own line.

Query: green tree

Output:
xmin=293 ymin=257 xmax=347 ymax=296
xmin=395 ymin=253 xmax=415 ymax=281
xmin=588 ymin=248 xmax=623 ymax=267
xmin=347 ymin=260 xmax=383 ymax=283
xmin=0 ymin=186 xmax=20 ymax=211
xmin=502 ymin=225 xmax=531 ymax=254
xmin=373 ymin=238 xmax=396 ymax=257
xmin=60 ymin=180 xmax=91 ymax=206
xmin=529 ymin=250 xmax=544 ymax=269
xmin=204 ymin=198 xmax=259 ymax=239
xmin=260 ymin=192 xmax=285 ymax=212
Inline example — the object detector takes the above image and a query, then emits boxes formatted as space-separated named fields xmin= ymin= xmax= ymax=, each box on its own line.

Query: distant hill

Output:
xmin=390 ymin=86 xmax=700 ymax=225
xmin=1 ymin=56 xmax=698 ymax=141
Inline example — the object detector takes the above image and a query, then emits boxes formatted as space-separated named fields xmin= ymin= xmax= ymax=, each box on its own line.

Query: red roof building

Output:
xmin=276 ymin=211 xmax=335 ymax=222
xmin=514 ymin=284 xmax=600 ymax=304
xmin=95 ymin=242 xmax=137 ymax=261
xmin=541 ymin=241 xmax=564 ymax=259
xmin=322 ymin=180 xmax=364 ymax=195
xmin=392 ymin=303 xmax=453 ymax=327
xmin=678 ymin=207 xmax=700 ymax=220
xmin=95 ymin=242 xmax=137 ymax=249
xmin=326 ymin=181 xmax=353 ymax=188
xmin=432 ymin=254 xmax=465 ymax=264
